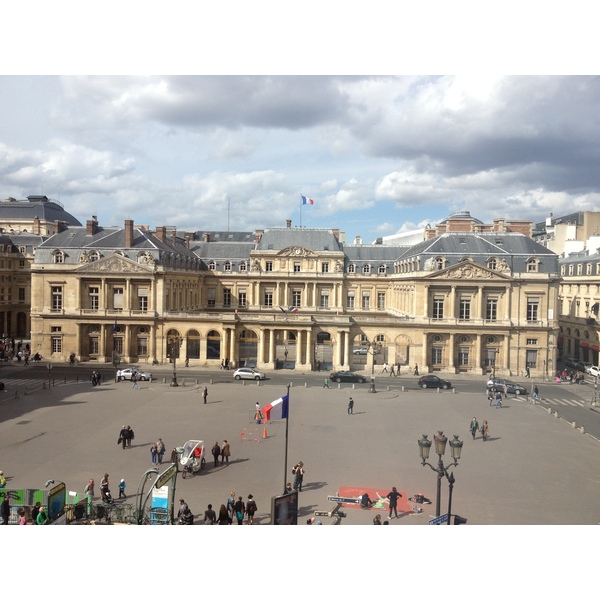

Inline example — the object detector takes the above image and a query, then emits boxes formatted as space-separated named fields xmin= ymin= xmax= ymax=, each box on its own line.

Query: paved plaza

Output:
xmin=1 ymin=371 xmax=599 ymax=526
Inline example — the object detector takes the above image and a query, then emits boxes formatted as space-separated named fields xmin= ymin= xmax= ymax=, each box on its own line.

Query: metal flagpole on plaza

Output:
xmin=299 ymin=197 xmax=303 ymax=227
xmin=283 ymin=383 xmax=290 ymax=494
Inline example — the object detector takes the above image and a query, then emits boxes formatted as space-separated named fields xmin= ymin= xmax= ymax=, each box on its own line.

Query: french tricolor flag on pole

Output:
xmin=262 ymin=394 xmax=289 ymax=422
xmin=301 ymin=195 xmax=315 ymax=205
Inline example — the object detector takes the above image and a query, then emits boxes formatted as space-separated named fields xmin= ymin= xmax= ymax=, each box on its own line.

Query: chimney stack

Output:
xmin=125 ymin=219 xmax=134 ymax=247
xmin=255 ymin=229 xmax=264 ymax=243
xmin=184 ymin=232 xmax=193 ymax=249
xmin=171 ymin=228 xmax=177 ymax=245
xmin=156 ymin=226 xmax=167 ymax=243
xmin=33 ymin=216 xmax=40 ymax=235
xmin=86 ymin=217 xmax=98 ymax=235
xmin=203 ymin=233 xmax=210 ymax=243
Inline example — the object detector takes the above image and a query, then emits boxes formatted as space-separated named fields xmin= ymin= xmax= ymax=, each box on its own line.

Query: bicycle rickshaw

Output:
xmin=178 ymin=440 xmax=206 ymax=478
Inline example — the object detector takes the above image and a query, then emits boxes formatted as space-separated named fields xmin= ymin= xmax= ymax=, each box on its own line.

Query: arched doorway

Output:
xmin=206 ymin=330 xmax=221 ymax=360
xmin=315 ymin=331 xmax=333 ymax=371
xmin=186 ymin=329 xmax=200 ymax=359
xmin=166 ymin=329 xmax=181 ymax=361
xmin=16 ymin=312 xmax=27 ymax=338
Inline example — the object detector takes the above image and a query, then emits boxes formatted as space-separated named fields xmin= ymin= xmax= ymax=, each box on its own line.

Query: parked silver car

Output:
xmin=233 ymin=367 xmax=266 ymax=381
xmin=118 ymin=367 xmax=152 ymax=381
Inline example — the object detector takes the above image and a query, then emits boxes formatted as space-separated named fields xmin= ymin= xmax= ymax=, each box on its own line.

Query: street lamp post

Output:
xmin=363 ymin=339 xmax=383 ymax=393
xmin=418 ymin=431 xmax=463 ymax=523
xmin=492 ymin=348 xmax=499 ymax=380
xmin=170 ymin=351 xmax=179 ymax=387
xmin=47 ymin=362 xmax=52 ymax=388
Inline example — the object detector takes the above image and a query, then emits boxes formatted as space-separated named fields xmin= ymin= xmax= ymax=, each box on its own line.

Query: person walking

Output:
xmin=292 ymin=461 xmax=305 ymax=492
xmin=126 ymin=425 xmax=134 ymax=448
xmin=533 ymin=385 xmax=539 ymax=400
xmin=156 ymin=438 xmax=166 ymax=464
xmin=234 ymin=496 xmax=245 ymax=525
xmin=246 ymin=494 xmax=257 ymax=525
xmin=348 ymin=397 xmax=354 ymax=415
xmin=202 ymin=386 xmax=208 ymax=404
xmin=503 ymin=383 xmax=508 ymax=400
xmin=118 ymin=425 xmax=128 ymax=449
xmin=495 ymin=390 xmax=503 ymax=409
xmin=211 ymin=441 xmax=221 ymax=467
xmin=381 ymin=361 xmax=388 ymax=373
xmin=414 ymin=363 xmax=419 ymax=376
xmin=217 ymin=504 xmax=232 ymax=525
xmin=84 ymin=478 xmax=95 ymax=499
xmin=470 ymin=417 xmax=479 ymax=440
xmin=386 ymin=486 xmax=402 ymax=520
xmin=323 ymin=376 xmax=329 ymax=389
xmin=227 ymin=491 xmax=236 ymax=520
xmin=150 ymin=442 xmax=158 ymax=464
xmin=31 ymin=501 xmax=41 ymax=524
xmin=389 ymin=364 xmax=395 ymax=377
xmin=204 ymin=504 xmax=217 ymax=525
xmin=221 ymin=440 xmax=231 ymax=464
xmin=480 ymin=420 xmax=489 ymax=442
xmin=177 ymin=499 xmax=188 ymax=522
xmin=118 ymin=479 xmax=127 ymax=499
xmin=131 ymin=372 xmax=139 ymax=389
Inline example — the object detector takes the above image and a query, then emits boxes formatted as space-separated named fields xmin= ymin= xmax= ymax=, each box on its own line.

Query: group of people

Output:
xmin=211 ymin=440 xmax=231 ymax=466
xmin=150 ymin=438 xmax=166 ymax=464
xmin=470 ymin=417 xmax=490 ymax=441
xmin=178 ymin=491 xmax=258 ymax=525
xmin=556 ymin=369 xmax=585 ymax=384
xmin=118 ymin=425 xmax=135 ymax=450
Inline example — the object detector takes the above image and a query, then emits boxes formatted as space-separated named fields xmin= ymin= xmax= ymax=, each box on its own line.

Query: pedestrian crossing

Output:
xmin=538 ymin=397 xmax=586 ymax=407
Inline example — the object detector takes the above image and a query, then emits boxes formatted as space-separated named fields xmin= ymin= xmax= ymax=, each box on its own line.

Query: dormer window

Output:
xmin=527 ymin=258 xmax=539 ymax=272
xmin=53 ymin=250 xmax=64 ymax=264
xmin=239 ymin=261 xmax=247 ymax=272
xmin=378 ymin=264 xmax=386 ymax=274
xmin=348 ymin=264 xmax=355 ymax=273
xmin=487 ymin=258 xmax=497 ymax=270
xmin=224 ymin=261 xmax=232 ymax=272
xmin=208 ymin=261 xmax=216 ymax=270
xmin=363 ymin=264 xmax=371 ymax=274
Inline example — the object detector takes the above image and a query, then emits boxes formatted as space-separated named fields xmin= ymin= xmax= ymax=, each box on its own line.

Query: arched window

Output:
xmin=348 ymin=264 xmax=355 ymax=273
xmin=208 ymin=261 xmax=216 ymax=270
xmin=363 ymin=264 xmax=371 ymax=274
xmin=527 ymin=258 xmax=539 ymax=272
xmin=224 ymin=261 xmax=232 ymax=272
xmin=53 ymin=250 xmax=64 ymax=264
xmin=435 ymin=257 xmax=444 ymax=270
xmin=239 ymin=261 xmax=247 ymax=272
xmin=378 ymin=264 xmax=386 ymax=274
xmin=487 ymin=258 xmax=497 ymax=270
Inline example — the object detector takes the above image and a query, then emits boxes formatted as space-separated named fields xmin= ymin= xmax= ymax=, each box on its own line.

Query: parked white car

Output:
xmin=588 ymin=366 xmax=600 ymax=378
xmin=118 ymin=367 xmax=152 ymax=381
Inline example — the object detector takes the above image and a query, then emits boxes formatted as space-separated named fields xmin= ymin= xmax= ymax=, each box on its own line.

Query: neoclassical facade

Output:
xmin=30 ymin=213 xmax=560 ymax=377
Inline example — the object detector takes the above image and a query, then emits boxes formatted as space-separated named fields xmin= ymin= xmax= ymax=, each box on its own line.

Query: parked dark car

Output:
xmin=418 ymin=375 xmax=452 ymax=390
xmin=329 ymin=371 xmax=367 ymax=383
xmin=486 ymin=378 xmax=527 ymax=395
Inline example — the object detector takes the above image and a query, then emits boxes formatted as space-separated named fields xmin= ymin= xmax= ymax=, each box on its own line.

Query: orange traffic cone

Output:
xmin=263 ymin=424 xmax=268 ymax=439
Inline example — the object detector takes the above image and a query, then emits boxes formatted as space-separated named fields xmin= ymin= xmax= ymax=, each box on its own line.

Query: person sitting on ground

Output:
xmin=360 ymin=492 xmax=373 ymax=509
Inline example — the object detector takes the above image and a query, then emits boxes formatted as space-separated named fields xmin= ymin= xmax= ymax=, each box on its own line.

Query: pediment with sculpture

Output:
xmin=76 ymin=253 xmax=155 ymax=274
xmin=425 ymin=259 xmax=511 ymax=281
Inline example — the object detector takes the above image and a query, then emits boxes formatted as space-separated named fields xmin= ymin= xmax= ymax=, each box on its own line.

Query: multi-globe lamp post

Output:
xmin=418 ymin=431 xmax=463 ymax=523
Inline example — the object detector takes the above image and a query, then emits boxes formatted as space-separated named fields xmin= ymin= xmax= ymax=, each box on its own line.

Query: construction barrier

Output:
xmin=240 ymin=428 xmax=261 ymax=443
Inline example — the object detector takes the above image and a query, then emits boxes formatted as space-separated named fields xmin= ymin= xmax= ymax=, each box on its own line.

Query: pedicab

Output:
xmin=179 ymin=440 xmax=206 ymax=478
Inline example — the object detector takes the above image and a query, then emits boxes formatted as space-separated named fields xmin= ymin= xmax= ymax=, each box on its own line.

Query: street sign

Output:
xmin=314 ymin=511 xmax=330 ymax=517
xmin=428 ymin=513 xmax=449 ymax=525
xmin=327 ymin=495 xmax=361 ymax=504
xmin=155 ymin=464 xmax=177 ymax=489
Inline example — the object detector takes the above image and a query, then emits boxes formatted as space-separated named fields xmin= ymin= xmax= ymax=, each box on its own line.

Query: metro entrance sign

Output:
xmin=428 ymin=513 xmax=449 ymax=525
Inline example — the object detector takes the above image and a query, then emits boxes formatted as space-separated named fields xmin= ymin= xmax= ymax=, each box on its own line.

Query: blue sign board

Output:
xmin=428 ymin=513 xmax=449 ymax=525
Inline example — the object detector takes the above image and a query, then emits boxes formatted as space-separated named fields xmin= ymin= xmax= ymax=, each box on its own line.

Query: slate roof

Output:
xmin=397 ymin=232 xmax=558 ymax=274
xmin=34 ymin=225 xmax=199 ymax=267
xmin=0 ymin=195 xmax=82 ymax=226
xmin=255 ymin=228 xmax=343 ymax=252
xmin=0 ymin=231 xmax=47 ymax=253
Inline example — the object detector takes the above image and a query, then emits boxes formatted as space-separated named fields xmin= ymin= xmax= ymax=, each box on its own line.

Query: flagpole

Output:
xmin=299 ymin=196 xmax=302 ymax=228
xmin=283 ymin=383 xmax=290 ymax=494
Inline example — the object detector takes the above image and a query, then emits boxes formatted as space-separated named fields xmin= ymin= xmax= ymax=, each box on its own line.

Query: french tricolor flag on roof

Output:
xmin=301 ymin=195 xmax=315 ymax=205
xmin=261 ymin=394 xmax=289 ymax=421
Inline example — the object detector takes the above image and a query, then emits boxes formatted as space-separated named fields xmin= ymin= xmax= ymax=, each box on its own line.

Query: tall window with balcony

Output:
xmin=51 ymin=286 xmax=63 ymax=312
xmin=238 ymin=291 xmax=247 ymax=307
xmin=486 ymin=298 xmax=498 ymax=321
xmin=527 ymin=298 xmax=540 ymax=322
xmin=207 ymin=288 xmax=216 ymax=307
xmin=321 ymin=262 xmax=329 ymax=273
xmin=113 ymin=287 xmax=124 ymax=311
xmin=432 ymin=297 xmax=444 ymax=320
xmin=347 ymin=291 xmax=355 ymax=309
xmin=320 ymin=292 xmax=330 ymax=308
xmin=431 ymin=347 xmax=443 ymax=365
xmin=89 ymin=287 xmax=99 ymax=311
xmin=264 ymin=291 xmax=273 ymax=307
xmin=292 ymin=290 xmax=301 ymax=307
xmin=459 ymin=298 xmax=471 ymax=321
xmin=377 ymin=292 xmax=385 ymax=310
xmin=362 ymin=292 xmax=370 ymax=309
xmin=265 ymin=261 xmax=273 ymax=272
xmin=223 ymin=288 xmax=232 ymax=307
xmin=138 ymin=287 xmax=148 ymax=311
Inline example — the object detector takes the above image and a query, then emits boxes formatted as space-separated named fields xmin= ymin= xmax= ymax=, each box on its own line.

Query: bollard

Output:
xmin=580 ymin=426 xmax=585 ymax=434
xmin=437 ymin=387 xmax=440 ymax=393
xmin=163 ymin=377 xmax=166 ymax=384
xmin=571 ymin=421 xmax=576 ymax=429
xmin=452 ymin=388 xmax=456 ymax=394
xmin=210 ymin=378 xmax=213 ymax=385
xmin=402 ymin=386 xmax=405 ymax=392
xmin=305 ymin=382 xmax=308 ymax=388
xmin=256 ymin=380 xmax=260 ymax=386
xmin=547 ymin=407 xmax=552 ymax=414
xmin=338 ymin=383 xmax=341 ymax=389
xmin=352 ymin=384 xmax=355 ymax=390
xmin=387 ymin=385 xmax=390 ymax=391
xmin=243 ymin=380 xmax=246 ymax=386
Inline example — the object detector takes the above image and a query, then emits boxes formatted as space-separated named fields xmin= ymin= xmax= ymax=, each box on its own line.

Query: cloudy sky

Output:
xmin=1 ymin=7 xmax=598 ymax=243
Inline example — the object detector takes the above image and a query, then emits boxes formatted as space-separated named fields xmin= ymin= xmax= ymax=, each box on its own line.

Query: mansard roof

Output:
xmin=255 ymin=228 xmax=343 ymax=252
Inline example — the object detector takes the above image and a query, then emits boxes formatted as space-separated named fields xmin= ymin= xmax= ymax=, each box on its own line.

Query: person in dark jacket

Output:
xmin=119 ymin=425 xmax=128 ymax=449
xmin=217 ymin=504 xmax=232 ymax=524
xmin=211 ymin=441 xmax=221 ymax=467
xmin=386 ymin=486 xmax=402 ymax=519
xmin=234 ymin=496 xmax=245 ymax=525
xmin=1 ymin=495 xmax=10 ymax=525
